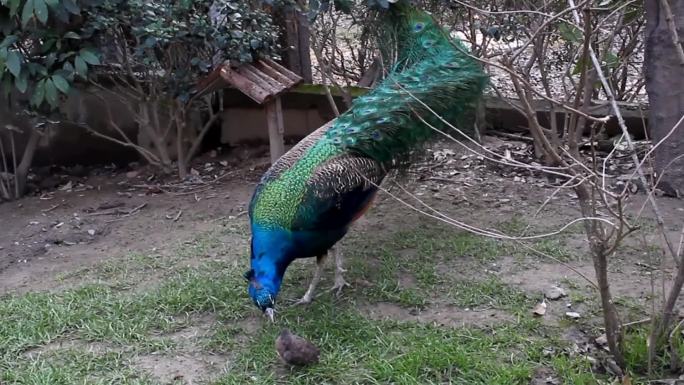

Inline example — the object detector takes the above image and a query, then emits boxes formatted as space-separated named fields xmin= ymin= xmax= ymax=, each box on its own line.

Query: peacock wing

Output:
xmin=291 ymin=154 xmax=386 ymax=231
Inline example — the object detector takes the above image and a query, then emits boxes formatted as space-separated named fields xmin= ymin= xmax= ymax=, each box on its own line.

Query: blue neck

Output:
xmin=249 ymin=225 xmax=297 ymax=299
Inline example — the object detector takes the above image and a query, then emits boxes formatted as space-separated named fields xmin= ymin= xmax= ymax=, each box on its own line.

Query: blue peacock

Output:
xmin=245 ymin=1 xmax=488 ymax=321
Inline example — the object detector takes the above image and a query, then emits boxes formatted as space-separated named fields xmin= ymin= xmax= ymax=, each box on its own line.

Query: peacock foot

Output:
xmin=290 ymin=254 xmax=326 ymax=307
xmin=287 ymin=291 xmax=316 ymax=306
xmin=291 ymin=296 xmax=314 ymax=306
xmin=327 ymin=275 xmax=351 ymax=297
xmin=327 ymin=248 xmax=350 ymax=297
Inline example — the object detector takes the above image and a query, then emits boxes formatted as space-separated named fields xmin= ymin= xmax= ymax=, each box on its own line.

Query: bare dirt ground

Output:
xmin=1 ymin=137 xmax=683 ymax=383
xmin=0 ymin=150 xmax=264 ymax=295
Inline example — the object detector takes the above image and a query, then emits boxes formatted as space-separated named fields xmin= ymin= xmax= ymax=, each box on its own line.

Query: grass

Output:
xmin=3 ymin=349 xmax=151 ymax=385
xmin=215 ymin=302 xmax=555 ymax=385
xmin=448 ymin=278 xmax=530 ymax=310
xmin=621 ymin=325 xmax=684 ymax=377
xmin=1 ymin=221 xmax=611 ymax=384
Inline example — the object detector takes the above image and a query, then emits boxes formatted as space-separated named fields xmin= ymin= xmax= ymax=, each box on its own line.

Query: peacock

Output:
xmin=245 ymin=0 xmax=488 ymax=321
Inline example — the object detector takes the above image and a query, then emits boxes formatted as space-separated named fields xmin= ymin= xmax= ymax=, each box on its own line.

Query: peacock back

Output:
xmin=249 ymin=6 xmax=488 ymax=231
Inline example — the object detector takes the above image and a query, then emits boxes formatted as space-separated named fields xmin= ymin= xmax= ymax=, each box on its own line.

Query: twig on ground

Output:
xmin=166 ymin=209 xmax=183 ymax=222
xmin=41 ymin=204 xmax=61 ymax=213
xmin=104 ymin=203 xmax=148 ymax=223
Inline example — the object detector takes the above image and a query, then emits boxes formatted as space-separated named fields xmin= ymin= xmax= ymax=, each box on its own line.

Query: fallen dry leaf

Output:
xmin=532 ymin=300 xmax=547 ymax=316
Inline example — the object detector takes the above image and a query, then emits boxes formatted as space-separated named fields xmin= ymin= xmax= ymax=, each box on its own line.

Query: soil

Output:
xmin=0 ymin=153 xmax=263 ymax=295
xmin=1 ymin=137 xmax=682 ymax=382
xmin=360 ymin=301 xmax=515 ymax=327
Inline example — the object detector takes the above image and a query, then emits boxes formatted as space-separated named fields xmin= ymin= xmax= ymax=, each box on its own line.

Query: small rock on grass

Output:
xmin=595 ymin=334 xmax=608 ymax=346
xmin=565 ymin=311 xmax=581 ymax=319
xmin=544 ymin=286 xmax=567 ymax=300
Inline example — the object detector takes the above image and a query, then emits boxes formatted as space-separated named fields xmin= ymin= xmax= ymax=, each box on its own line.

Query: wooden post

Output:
xmin=265 ymin=97 xmax=285 ymax=163
xmin=278 ymin=5 xmax=312 ymax=83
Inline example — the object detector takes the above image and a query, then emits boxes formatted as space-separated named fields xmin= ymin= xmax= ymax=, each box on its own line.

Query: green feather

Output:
xmin=250 ymin=5 xmax=488 ymax=227
xmin=323 ymin=7 xmax=488 ymax=166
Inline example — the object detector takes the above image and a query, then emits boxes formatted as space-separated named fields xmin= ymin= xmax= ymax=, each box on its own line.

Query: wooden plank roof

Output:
xmin=191 ymin=58 xmax=303 ymax=105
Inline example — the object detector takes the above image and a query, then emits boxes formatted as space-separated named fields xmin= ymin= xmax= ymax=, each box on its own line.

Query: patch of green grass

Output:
xmin=0 ymin=262 xmax=249 ymax=383
xmin=530 ymin=238 xmax=579 ymax=262
xmin=389 ymin=227 xmax=506 ymax=264
xmin=551 ymin=355 xmax=598 ymax=385
xmin=496 ymin=217 xmax=529 ymax=235
xmin=491 ymin=217 xmax=580 ymax=262
xmin=355 ymin=221 xmax=578 ymax=273
xmin=213 ymin=301 xmax=567 ymax=385
xmin=56 ymin=228 xmax=250 ymax=291
xmin=363 ymin=282 xmax=428 ymax=308
xmin=343 ymin=249 xmax=429 ymax=308
xmin=613 ymin=297 xmax=649 ymax=320
xmin=0 ymin=262 xmax=249 ymax=359
xmin=1 ymin=270 xmax=597 ymax=385
xmin=620 ymin=325 xmax=684 ymax=380
xmin=448 ymin=277 xmax=531 ymax=311
xmin=342 ymin=226 xmax=540 ymax=310
xmin=623 ymin=327 xmax=652 ymax=375
xmin=204 ymin=323 xmax=244 ymax=353
xmin=567 ymin=291 xmax=591 ymax=305
xmin=0 ymin=224 xmax=607 ymax=385
xmin=2 ymin=348 xmax=153 ymax=385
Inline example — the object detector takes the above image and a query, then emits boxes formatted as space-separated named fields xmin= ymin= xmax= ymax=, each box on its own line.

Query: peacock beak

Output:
xmin=265 ymin=307 xmax=275 ymax=322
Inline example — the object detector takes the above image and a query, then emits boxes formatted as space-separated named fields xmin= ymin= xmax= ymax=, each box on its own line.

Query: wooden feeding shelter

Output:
xmin=192 ymin=58 xmax=303 ymax=163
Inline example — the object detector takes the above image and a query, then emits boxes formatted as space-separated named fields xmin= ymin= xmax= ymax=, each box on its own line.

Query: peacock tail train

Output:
xmin=249 ymin=3 xmax=488 ymax=230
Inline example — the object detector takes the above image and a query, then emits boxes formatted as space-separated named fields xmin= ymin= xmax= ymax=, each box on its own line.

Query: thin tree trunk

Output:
xmin=138 ymin=101 xmax=172 ymax=168
xmin=186 ymin=111 xmax=221 ymax=164
xmin=175 ymin=103 xmax=188 ymax=180
xmin=575 ymin=183 xmax=625 ymax=368
xmin=644 ymin=0 xmax=684 ymax=197
xmin=15 ymin=128 xmax=41 ymax=197
xmin=0 ymin=135 xmax=11 ymax=200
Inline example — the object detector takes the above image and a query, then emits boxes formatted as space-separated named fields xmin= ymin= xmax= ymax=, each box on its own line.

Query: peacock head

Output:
xmin=244 ymin=268 xmax=277 ymax=322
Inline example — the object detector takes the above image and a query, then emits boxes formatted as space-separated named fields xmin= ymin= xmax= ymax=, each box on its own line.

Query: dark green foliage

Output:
xmin=86 ymin=0 xmax=280 ymax=101
xmin=0 ymin=0 xmax=102 ymax=109
xmin=0 ymin=0 xmax=280 ymax=109
xmin=308 ymin=0 xmax=353 ymax=22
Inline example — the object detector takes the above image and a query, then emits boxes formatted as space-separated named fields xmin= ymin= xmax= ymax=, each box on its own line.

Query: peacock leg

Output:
xmin=293 ymin=254 xmax=326 ymax=306
xmin=327 ymin=247 xmax=350 ymax=296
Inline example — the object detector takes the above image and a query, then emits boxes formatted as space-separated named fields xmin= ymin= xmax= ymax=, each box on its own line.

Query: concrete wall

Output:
xmin=1 ymin=88 xmax=140 ymax=167
xmin=1 ymin=86 xmax=205 ymax=167
xmin=2 ymin=86 xmax=650 ymax=168
xmin=220 ymin=107 xmax=327 ymax=145
xmin=218 ymin=88 xmax=339 ymax=145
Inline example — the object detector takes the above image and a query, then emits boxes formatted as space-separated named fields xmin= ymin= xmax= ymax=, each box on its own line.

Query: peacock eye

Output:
xmin=413 ymin=22 xmax=425 ymax=32
xmin=243 ymin=269 xmax=255 ymax=281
